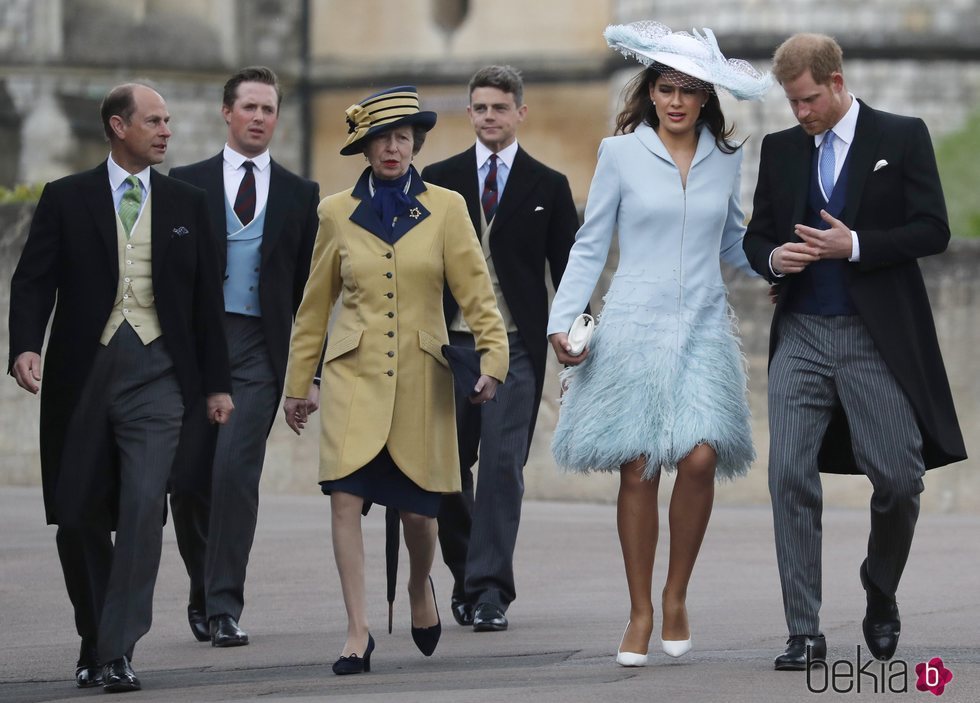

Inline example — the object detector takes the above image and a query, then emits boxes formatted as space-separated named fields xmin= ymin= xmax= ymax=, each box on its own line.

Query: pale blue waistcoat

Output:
xmin=224 ymin=196 xmax=265 ymax=317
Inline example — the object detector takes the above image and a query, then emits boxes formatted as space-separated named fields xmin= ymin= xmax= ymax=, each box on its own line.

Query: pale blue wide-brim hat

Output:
xmin=604 ymin=21 xmax=773 ymax=101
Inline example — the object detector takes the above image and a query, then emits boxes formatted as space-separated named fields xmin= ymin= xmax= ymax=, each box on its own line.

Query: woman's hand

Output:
xmin=469 ymin=374 xmax=499 ymax=405
xmin=549 ymin=332 xmax=589 ymax=366
xmin=283 ymin=396 xmax=309 ymax=435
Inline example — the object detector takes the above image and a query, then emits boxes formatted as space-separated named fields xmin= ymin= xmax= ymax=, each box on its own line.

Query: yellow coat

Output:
xmin=285 ymin=170 xmax=509 ymax=492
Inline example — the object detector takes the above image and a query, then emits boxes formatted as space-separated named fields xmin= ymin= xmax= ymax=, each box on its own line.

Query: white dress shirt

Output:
xmin=223 ymin=145 xmax=271 ymax=223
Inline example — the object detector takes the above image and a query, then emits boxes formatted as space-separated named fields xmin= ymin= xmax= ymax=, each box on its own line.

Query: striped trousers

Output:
xmin=768 ymin=313 xmax=924 ymax=636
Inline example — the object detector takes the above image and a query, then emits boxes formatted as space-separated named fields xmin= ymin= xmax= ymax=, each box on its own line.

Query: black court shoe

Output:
xmin=411 ymin=576 xmax=442 ymax=656
xmin=332 ymin=633 xmax=375 ymax=675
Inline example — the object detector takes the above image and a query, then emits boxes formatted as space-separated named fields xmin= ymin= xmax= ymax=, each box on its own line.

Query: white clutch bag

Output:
xmin=566 ymin=314 xmax=595 ymax=356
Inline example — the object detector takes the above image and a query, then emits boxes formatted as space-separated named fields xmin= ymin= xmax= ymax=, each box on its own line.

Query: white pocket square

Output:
xmin=534 ymin=205 xmax=544 ymax=212
xmin=873 ymin=159 xmax=889 ymax=172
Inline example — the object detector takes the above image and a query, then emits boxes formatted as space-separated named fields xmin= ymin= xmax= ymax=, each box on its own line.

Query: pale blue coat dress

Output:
xmin=547 ymin=122 xmax=756 ymax=479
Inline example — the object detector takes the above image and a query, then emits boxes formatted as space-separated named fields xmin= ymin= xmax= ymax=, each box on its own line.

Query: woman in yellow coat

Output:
xmin=283 ymin=86 xmax=508 ymax=674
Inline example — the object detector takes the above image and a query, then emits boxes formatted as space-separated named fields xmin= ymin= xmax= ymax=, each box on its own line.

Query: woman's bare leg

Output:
xmin=618 ymin=458 xmax=660 ymax=654
xmin=331 ymin=491 xmax=370 ymax=656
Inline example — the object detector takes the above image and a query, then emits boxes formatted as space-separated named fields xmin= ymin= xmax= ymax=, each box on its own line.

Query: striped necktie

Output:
xmin=481 ymin=154 xmax=498 ymax=222
xmin=118 ymin=175 xmax=142 ymax=239
xmin=234 ymin=161 xmax=256 ymax=225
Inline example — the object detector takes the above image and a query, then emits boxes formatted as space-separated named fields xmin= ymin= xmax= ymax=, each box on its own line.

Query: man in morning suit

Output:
xmin=420 ymin=65 xmax=579 ymax=632
xmin=742 ymin=34 xmax=966 ymax=670
xmin=8 ymin=83 xmax=233 ymax=693
xmin=168 ymin=66 xmax=320 ymax=647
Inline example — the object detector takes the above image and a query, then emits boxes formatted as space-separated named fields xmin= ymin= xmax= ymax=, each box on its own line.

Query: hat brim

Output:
xmin=340 ymin=111 xmax=438 ymax=156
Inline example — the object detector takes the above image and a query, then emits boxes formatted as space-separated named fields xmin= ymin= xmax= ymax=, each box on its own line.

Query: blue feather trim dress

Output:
xmin=547 ymin=124 xmax=755 ymax=480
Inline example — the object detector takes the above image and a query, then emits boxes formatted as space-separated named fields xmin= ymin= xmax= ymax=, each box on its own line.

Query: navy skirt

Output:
xmin=320 ymin=446 xmax=442 ymax=518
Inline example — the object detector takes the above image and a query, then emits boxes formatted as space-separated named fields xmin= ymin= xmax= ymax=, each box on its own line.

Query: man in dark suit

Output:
xmin=421 ymin=65 xmax=579 ymax=632
xmin=8 ymin=83 xmax=233 ymax=692
xmin=168 ymin=66 xmax=320 ymax=647
xmin=742 ymin=34 xmax=966 ymax=670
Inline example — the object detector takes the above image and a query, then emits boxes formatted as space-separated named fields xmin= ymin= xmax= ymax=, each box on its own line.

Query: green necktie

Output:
xmin=119 ymin=175 xmax=143 ymax=238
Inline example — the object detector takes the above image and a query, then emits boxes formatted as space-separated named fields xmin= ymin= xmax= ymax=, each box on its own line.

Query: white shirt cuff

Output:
xmin=849 ymin=230 xmax=860 ymax=262
xmin=768 ymin=249 xmax=786 ymax=278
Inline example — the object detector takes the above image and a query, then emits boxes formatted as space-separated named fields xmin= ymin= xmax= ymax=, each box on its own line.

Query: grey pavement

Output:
xmin=1 ymin=485 xmax=978 ymax=703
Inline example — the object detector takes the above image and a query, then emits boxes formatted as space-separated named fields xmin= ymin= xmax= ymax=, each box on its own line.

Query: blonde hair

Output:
xmin=772 ymin=33 xmax=843 ymax=85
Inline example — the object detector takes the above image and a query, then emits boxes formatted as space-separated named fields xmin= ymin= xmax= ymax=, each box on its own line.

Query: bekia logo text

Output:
xmin=806 ymin=646 xmax=953 ymax=696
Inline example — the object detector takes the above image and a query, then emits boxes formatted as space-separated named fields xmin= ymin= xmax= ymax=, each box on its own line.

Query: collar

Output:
xmin=107 ymin=153 xmax=151 ymax=192
xmin=475 ymin=139 xmax=519 ymax=171
xmin=353 ymin=164 xmax=427 ymax=201
xmin=223 ymin=144 xmax=271 ymax=171
xmin=816 ymin=93 xmax=859 ymax=148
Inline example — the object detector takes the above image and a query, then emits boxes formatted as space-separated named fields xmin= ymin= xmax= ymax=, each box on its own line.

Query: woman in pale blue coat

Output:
xmin=547 ymin=22 xmax=771 ymax=666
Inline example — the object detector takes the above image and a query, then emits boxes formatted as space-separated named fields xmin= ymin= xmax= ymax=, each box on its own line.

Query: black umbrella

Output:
xmin=385 ymin=506 xmax=400 ymax=634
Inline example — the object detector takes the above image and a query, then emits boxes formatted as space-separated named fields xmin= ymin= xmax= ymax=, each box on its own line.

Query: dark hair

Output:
xmin=468 ymin=65 xmax=524 ymax=107
xmin=223 ymin=66 xmax=282 ymax=111
xmin=100 ymin=84 xmax=138 ymax=141
xmin=362 ymin=123 xmax=428 ymax=157
xmin=614 ymin=67 xmax=738 ymax=154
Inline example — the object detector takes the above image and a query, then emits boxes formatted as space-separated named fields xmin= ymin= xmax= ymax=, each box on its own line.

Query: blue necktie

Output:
xmin=819 ymin=130 xmax=836 ymax=199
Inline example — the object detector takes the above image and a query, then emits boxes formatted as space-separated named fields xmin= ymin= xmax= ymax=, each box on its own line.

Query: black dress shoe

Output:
xmin=75 ymin=639 xmax=102 ymax=688
xmin=450 ymin=595 xmax=474 ymax=627
xmin=411 ymin=576 xmax=442 ymax=656
xmin=774 ymin=634 xmax=827 ymax=671
xmin=102 ymin=656 xmax=140 ymax=693
xmin=472 ymin=602 xmax=508 ymax=632
xmin=187 ymin=604 xmax=209 ymax=642
xmin=861 ymin=560 xmax=901 ymax=661
xmin=210 ymin=614 xmax=249 ymax=647
xmin=332 ymin=633 xmax=375 ymax=675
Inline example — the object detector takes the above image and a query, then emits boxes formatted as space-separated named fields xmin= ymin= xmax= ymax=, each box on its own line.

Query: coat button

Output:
xmin=386 ymin=370 xmax=394 ymax=376
xmin=387 ymin=351 xmax=395 ymax=357
xmin=385 ymin=252 xmax=393 ymax=259
xmin=386 ymin=292 xmax=394 ymax=298
xmin=386 ymin=331 xmax=394 ymax=337
xmin=385 ymin=272 xmax=393 ymax=278
xmin=387 ymin=312 xmax=394 ymax=318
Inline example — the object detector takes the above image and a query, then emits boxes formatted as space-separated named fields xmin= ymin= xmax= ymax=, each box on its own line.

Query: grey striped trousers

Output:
xmin=768 ymin=313 xmax=924 ymax=636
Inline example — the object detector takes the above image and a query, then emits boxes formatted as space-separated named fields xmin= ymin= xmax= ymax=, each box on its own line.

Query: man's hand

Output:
xmin=549 ymin=332 xmax=589 ymax=366
xmin=12 ymin=352 xmax=42 ymax=394
xmin=771 ymin=242 xmax=820 ymax=275
xmin=794 ymin=210 xmax=853 ymax=260
xmin=469 ymin=375 xmax=499 ymax=405
xmin=283 ymin=396 xmax=308 ymax=435
xmin=305 ymin=383 xmax=320 ymax=414
xmin=207 ymin=393 xmax=234 ymax=425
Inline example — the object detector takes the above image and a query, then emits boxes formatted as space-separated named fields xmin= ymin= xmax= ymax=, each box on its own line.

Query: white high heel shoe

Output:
xmin=615 ymin=622 xmax=649 ymax=667
xmin=661 ymin=637 xmax=692 ymax=658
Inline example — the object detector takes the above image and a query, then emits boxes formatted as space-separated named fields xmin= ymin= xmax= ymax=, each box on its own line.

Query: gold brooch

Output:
xmin=409 ymin=207 xmax=421 ymax=220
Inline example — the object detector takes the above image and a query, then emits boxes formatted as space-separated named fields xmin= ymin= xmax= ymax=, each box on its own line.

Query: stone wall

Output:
xmin=2 ymin=202 xmax=977 ymax=512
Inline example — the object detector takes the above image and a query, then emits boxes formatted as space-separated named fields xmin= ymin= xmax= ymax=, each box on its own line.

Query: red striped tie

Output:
xmin=234 ymin=161 xmax=256 ymax=225
xmin=481 ymin=154 xmax=498 ymax=222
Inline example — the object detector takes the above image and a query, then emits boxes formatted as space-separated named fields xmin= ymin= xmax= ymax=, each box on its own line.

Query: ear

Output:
xmin=221 ymin=103 xmax=232 ymax=124
xmin=517 ymin=104 xmax=528 ymax=122
xmin=830 ymin=72 xmax=846 ymax=94
xmin=109 ymin=115 xmax=127 ymax=140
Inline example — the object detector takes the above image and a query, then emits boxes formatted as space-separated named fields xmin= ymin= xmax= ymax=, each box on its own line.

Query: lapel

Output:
xmin=789 ymin=127 xmax=814 ymax=237
xmin=149 ymin=169 xmax=170 ymax=288
xmin=260 ymin=159 xmax=288 ymax=266
xmin=840 ymin=100 xmax=881 ymax=225
xmin=633 ymin=123 xmax=715 ymax=172
xmin=200 ymin=154 xmax=227 ymax=271
xmin=490 ymin=146 xmax=542 ymax=234
xmin=448 ymin=146 xmax=482 ymax=236
xmin=82 ymin=161 xmax=120 ymax=282
xmin=348 ymin=166 xmax=430 ymax=245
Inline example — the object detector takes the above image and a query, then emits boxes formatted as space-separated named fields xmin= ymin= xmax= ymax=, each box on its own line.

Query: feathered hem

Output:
xmin=551 ymin=310 xmax=754 ymax=481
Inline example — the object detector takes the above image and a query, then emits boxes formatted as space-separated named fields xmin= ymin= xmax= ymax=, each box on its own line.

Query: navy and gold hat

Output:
xmin=340 ymin=85 xmax=438 ymax=156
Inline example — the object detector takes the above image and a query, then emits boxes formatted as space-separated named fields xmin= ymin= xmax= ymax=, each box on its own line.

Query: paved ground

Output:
xmin=1 ymin=486 xmax=978 ymax=703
